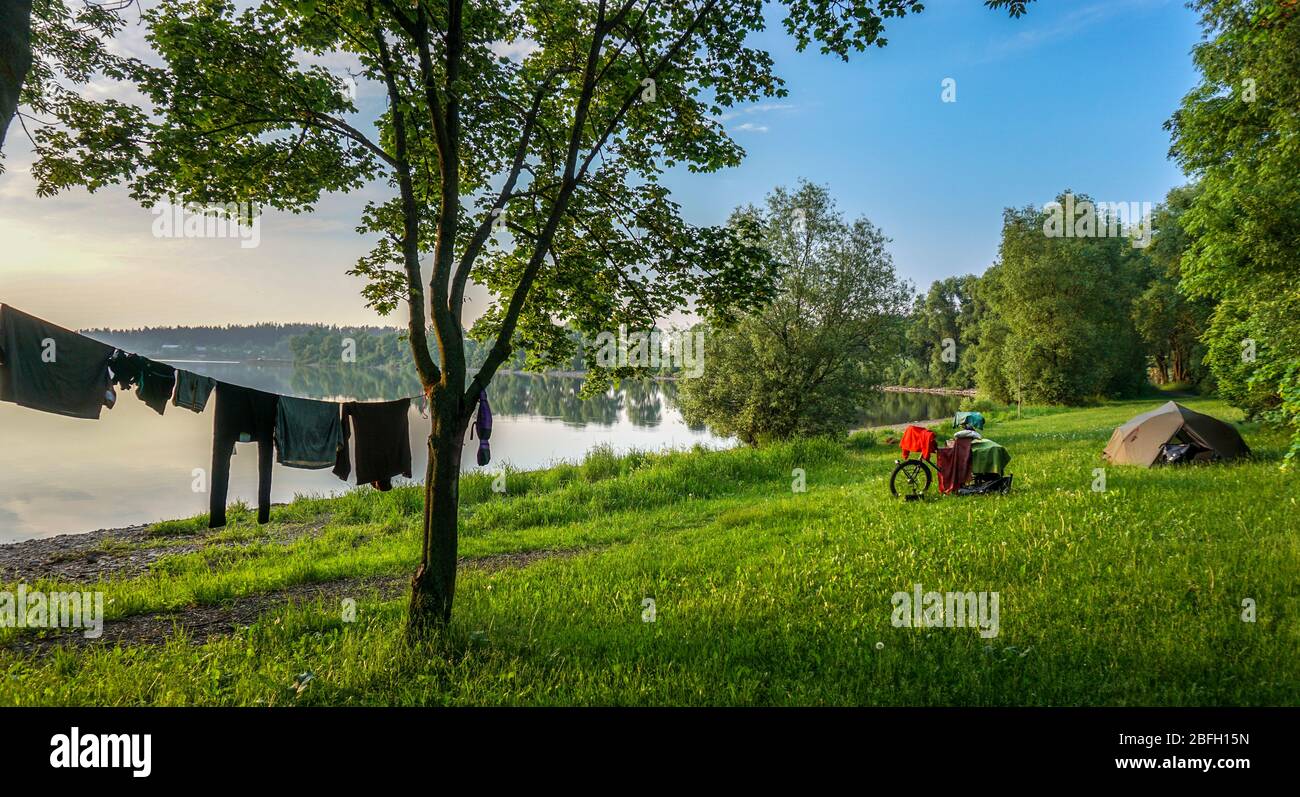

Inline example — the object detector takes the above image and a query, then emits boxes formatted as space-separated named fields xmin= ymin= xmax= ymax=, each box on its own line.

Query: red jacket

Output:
xmin=900 ymin=425 xmax=937 ymax=461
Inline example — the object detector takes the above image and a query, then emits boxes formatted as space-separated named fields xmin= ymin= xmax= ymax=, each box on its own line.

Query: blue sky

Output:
xmin=669 ymin=0 xmax=1203 ymax=290
xmin=0 ymin=0 xmax=1205 ymax=328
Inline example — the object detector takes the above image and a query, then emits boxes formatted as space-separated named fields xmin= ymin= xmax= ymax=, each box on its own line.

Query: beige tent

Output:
xmin=1102 ymin=401 xmax=1250 ymax=467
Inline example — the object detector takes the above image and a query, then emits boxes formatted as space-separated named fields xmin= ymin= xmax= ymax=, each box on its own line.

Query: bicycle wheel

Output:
xmin=890 ymin=459 xmax=932 ymax=499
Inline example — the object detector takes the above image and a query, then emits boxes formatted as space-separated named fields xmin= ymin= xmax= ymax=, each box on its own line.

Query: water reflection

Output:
xmin=0 ymin=364 xmax=722 ymax=541
xmin=856 ymin=391 xmax=966 ymax=428
xmin=0 ymin=358 xmax=965 ymax=541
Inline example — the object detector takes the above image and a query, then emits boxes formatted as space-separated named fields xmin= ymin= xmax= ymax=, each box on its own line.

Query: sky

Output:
xmin=0 ymin=0 xmax=1205 ymax=331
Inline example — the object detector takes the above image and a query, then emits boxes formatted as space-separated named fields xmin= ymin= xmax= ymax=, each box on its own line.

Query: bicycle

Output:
xmin=889 ymin=453 xmax=933 ymax=500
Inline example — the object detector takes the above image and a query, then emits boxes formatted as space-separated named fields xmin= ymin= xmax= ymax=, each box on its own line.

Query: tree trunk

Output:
xmin=0 ymin=0 xmax=33 ymax=152
xmin=1171 ymin=344 xmax=1189 ymax=384
xmin=407 ymin=386 xmax=466 ymax=638
xmin=1153 ymin=353 xmax=1169 ymax=385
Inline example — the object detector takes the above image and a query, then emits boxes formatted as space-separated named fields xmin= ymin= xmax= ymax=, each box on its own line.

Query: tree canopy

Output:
xmin=677 ymin=180 xmax=911 ymax=443
xmin=12 ymin=0 xmax=1036 ymax=627
xmin=1167 ymin=0 xmax=1300 ymax=463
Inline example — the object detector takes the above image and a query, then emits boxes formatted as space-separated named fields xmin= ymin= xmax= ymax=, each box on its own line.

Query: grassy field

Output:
xmin=1 ymin=396 xmax=1296 ymax=706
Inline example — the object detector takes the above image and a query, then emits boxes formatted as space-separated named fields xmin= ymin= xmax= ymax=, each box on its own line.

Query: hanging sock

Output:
xmin=209 ymin=382 xmax=279 ymax=528
xmin=471 ymin=389 xmax=493 ymax=466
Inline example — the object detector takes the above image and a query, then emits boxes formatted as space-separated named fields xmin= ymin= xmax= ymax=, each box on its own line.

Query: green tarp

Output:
xmin=969 ymin=438 xmax=1010 ymax=475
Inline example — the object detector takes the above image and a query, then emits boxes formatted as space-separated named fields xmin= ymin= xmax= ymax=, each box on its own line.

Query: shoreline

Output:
xmin=880 ymin=385 xmax=977 ymax=396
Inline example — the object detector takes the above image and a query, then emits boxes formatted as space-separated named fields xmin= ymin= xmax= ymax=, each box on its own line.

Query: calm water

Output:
xmin=856 ymin=390 xmax=966 ymax=428
xmin=0 ymin=363 xmax=961 ymax=541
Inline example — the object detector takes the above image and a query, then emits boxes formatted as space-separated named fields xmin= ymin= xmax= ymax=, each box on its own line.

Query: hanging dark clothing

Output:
xmin=210 ymin=382 xmax=279 ymax=528
xmin=471 ymin=389 xmax=493 ymax=466
xmin=333 ymin=398 xmax=412 ymax=491
xmin=275 ymin=396 xmax=343 ymax=469
xmin=0 ymin=304 xmax=114 ymax=420
xmin=137 ymin=360 xmax=177 ymax=415
xmin=108 ymin=349 xmax=143 ymax=391
xmin=109 ymin=350 xmax=175 ymax=415
xmin=936 ymin=437 xmax=974 ymax=495
xmin=173 ymin=369 xmax=216 ymax=413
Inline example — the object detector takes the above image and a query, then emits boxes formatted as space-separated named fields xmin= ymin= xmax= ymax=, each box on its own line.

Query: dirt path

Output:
xmin=0 ymin=516 xmax=328 ymax=584
xmin=1 ymin=514 xmax=601 ymax=653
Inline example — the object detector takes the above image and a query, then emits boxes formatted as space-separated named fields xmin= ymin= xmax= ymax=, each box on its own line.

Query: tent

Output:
xmin=1102 ymin=401 xmax=1250 ymax=467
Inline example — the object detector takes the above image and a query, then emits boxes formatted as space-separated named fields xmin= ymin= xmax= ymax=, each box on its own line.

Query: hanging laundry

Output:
xmin=173 ymin=369 xmax=216 ymax=413
xmin=275 ymin=396 xmax=343 ymax=469
xmin=137 ymin=360 xmax=177 ymax=415
xmin=108 ymin=350 xmax=175 ymax=415
xmin=108 ymin=349 xmax=142 ymax=391
xmin=333 ymin=398 xmax=412 ymax=492
xmin=209 ymin=382 xmax=279 ymax=528
xmin=471 ymin=389 xmax=493 ymax=466
xmin=0 ymin=304 xmax=114 ymax=420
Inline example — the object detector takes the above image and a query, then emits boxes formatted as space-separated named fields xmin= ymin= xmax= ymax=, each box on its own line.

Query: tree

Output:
xmin=1166 ymin=0 xmax=1300 ymax=463
xmin=1130 ymin=184 xmax=1212 ymax=387
xmin=0 ymin=0 xmax=33 ymax=150
xmin=903 ymin=275 xmax=979 ymax=388
xmin=25 ymin=0 xmax=1033 ymax=633
xmin=1 ymin=1 xmax=136 ymax=167
xmin=972 ymin=193 xmax=1147 ymax=405
xmin=676 ymin=180 xmax=912 ymax=443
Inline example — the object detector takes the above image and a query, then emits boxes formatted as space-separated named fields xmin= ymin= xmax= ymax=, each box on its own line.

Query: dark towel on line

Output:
xmin=0 ymin=304 xmax=113 ymax=420
xmin=334 ymin=398 xmax=412 ymax=491
xmin=173 ymin=369 xmax=215 ymax=413
xmin=275 ymin=396 xmax=343 ymax=469
xmin=210 ymin=382 xmax=279 ymax=528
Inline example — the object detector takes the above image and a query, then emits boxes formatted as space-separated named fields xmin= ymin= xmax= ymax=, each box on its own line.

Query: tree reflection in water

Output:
xmin=287 ymin=366 xmax=678 ymax=429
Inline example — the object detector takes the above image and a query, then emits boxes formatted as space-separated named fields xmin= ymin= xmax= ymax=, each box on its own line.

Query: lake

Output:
xmin=0 ymin=364 xmax=961 ymax=541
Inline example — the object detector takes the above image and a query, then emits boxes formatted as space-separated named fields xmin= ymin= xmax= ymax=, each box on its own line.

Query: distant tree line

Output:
xmin=887 ymin=0 xmax=1300 ymax=462
xmin=83 ymin=323 xmax=383 ymax=359
xmin=887 ymin=187 xmax=1211 ymax=403
xmin=288 ymin=325 xmax=693 ymax=379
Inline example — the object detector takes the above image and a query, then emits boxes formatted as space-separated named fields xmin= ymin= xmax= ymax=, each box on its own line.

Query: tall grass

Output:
xmin=1 ymin=397 xmax=1295 ymax=706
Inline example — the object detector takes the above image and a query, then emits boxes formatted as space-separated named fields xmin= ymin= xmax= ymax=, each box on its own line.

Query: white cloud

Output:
xmin=491 ymin=38 xmax=540 ymax=62
xmin=979 ymin=0 xmax=1171 ymax=62
xmin=715 ymin=101 xmax=798 ymax=123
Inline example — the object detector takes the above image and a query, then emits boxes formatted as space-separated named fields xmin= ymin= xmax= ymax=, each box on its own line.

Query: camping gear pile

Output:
xmin=1102 ymin=401 xmax=1249 ymax=466
xmin=890 ymin=412 xmax=1012 ymax=499
xmin=890 ymin=400 xmax=1251 ymax=500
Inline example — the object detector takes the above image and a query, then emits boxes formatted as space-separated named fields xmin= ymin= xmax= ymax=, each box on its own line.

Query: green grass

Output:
xmin=1 ymin=397 xmax=1296 ymax=706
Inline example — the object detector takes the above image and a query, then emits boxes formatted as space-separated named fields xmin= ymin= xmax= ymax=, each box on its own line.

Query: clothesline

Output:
xmin=1 ymin=302 xmax=492 ymax=530
xmin=0 ymin=301 xmax=428 ymax=405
